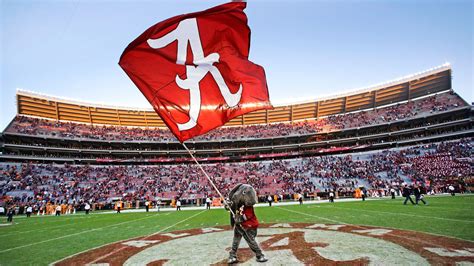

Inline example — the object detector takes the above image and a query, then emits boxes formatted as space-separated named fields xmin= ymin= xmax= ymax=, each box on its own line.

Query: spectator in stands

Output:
xmin=0 ymin=138 xmax=471 ymax=210
xmin=6 ymin=92 xmax=466 ymax=142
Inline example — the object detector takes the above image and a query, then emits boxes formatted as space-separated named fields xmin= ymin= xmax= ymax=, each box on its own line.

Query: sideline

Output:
xmin=93 ymin=197 xmax=371 ymax=214
xmin=50 ymin=210 xmax=206 ymax=266
xmin=4 ymin=193 xmax=472 ymax=219
xmin=90 ymin=193 xmax=474 ymax=214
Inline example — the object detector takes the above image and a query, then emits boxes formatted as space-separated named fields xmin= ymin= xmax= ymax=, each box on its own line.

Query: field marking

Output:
xmin=0 ymin=214 xmax=118 ymax=237
xmin=365 ymin=201 xmax=474 ymax=211
xmin=9 ymin=214 xmax=101 ymax=221
xmin=275 ymin=206 xmax=474 ymax=246
xmin=48 ymin=203 xmax=473 ymax=265
xmin=275 ymin=206 xmax=345 ymax=224
xmin=325 ymin=206 xmax=474 ymax=223
xmin=86 ymin=210 xmax=206 ymax=265
xmin=0 ymin=223 xmax=76 ymax=238
xmin=48 ymin=211 xmax=205 ymax=265
xmin=0 ymin=213 xmax=161 ymax=254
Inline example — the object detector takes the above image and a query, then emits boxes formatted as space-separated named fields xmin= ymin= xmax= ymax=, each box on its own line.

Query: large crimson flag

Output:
xmin=119 ymin=2 xmax=272 ymax=142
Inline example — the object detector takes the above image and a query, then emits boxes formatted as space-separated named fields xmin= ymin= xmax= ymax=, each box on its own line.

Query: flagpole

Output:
xmin=181 ymin=142 xmax=236 ymax=217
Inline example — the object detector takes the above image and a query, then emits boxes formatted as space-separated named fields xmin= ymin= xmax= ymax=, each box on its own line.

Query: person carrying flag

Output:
xmin=119 ymin=1 xmax=271 ymax=263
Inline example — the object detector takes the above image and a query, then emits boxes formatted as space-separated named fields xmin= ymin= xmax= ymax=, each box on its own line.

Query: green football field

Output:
xmin=0 ymin=195 xmax=473 ymax=265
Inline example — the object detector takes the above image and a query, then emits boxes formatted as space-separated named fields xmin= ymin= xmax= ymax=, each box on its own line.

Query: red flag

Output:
xmin=119 ymin=2 xmax=272 ymax=142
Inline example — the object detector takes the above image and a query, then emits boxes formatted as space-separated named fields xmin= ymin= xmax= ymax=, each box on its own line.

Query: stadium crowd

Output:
xmin=7 ymin=92 xmax=465 ymax=142
xmin=1 ymin=138 xmax=471 ymax=213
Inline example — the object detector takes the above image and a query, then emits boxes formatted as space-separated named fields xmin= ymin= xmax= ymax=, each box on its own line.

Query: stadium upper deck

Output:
xmin=15 ymin=64 xmax=452 ymax=127
xmin=2 ymin=64 xmax=472 ymax=163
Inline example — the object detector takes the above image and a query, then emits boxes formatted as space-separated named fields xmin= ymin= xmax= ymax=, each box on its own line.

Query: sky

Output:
xmin=1 ymin=0 xmax=472 ymax=131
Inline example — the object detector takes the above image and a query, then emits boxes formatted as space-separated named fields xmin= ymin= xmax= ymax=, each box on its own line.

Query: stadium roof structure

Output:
xmin=16 ymin=64 xmax=452 ymax=128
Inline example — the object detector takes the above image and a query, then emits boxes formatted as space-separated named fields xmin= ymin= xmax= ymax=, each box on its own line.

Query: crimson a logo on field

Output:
xmin=55 ymin=223 xmax=474 ymax=266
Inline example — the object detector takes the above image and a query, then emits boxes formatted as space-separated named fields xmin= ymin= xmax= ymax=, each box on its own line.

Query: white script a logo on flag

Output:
xmin=147 ymin=18 xmax=243 ymax=131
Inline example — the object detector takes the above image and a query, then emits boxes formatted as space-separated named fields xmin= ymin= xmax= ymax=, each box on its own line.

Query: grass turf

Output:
xmin=0 ymin=194 xmax=472 ymax=265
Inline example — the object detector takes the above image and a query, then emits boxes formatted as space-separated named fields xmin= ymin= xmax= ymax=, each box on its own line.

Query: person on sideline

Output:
xmin=402 ymin=185 xmax=415 ymax=205
xmin=206 ymin=197 xmax=211 ymax=210
xmin=116 ymin=201 xmax=122 ymax=213
xmin=267 ymin=195 xmax=272 ymax=207
xmin=176 ymin=199 xmax=181 ymax=211
xmin=145 ymin=201 xmax=150 ymax=212
xmin=55 ymin=205 xmax=61 ymax=216
xmin=156 ymin=199 xmax=161 ymax=212
xmin=6 ymin=207 xmax=14 ymax=223
xmin=414 ymin=185 xmax=428 ymax=205
xmin=26 ymin=206 xmax=33 ymax=217
xmin=449 ymin=185 xmax=455 ymax=196
xmin=84 ymin=203 xmax=91 ymax=215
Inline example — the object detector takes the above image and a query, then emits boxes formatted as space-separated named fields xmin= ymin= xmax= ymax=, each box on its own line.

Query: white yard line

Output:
xmin=0 ymin=223 xmax=75 ymax=238
xmin=0 ymin=213 xmax=160 ymax=254
xmin=9 ymin=214 xmax=100 ymax=220
xmin=0 ymin=215 xmax=115 ymax=237
xmin=275 ymin=206 xmax=350 ymax=225
xmin=327 ymin=205 xmax=474 ymax=223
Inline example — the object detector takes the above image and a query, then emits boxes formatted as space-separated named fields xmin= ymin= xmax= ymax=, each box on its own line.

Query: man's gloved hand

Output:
xmin=234 ymin=213 xmax=244 ymax=225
